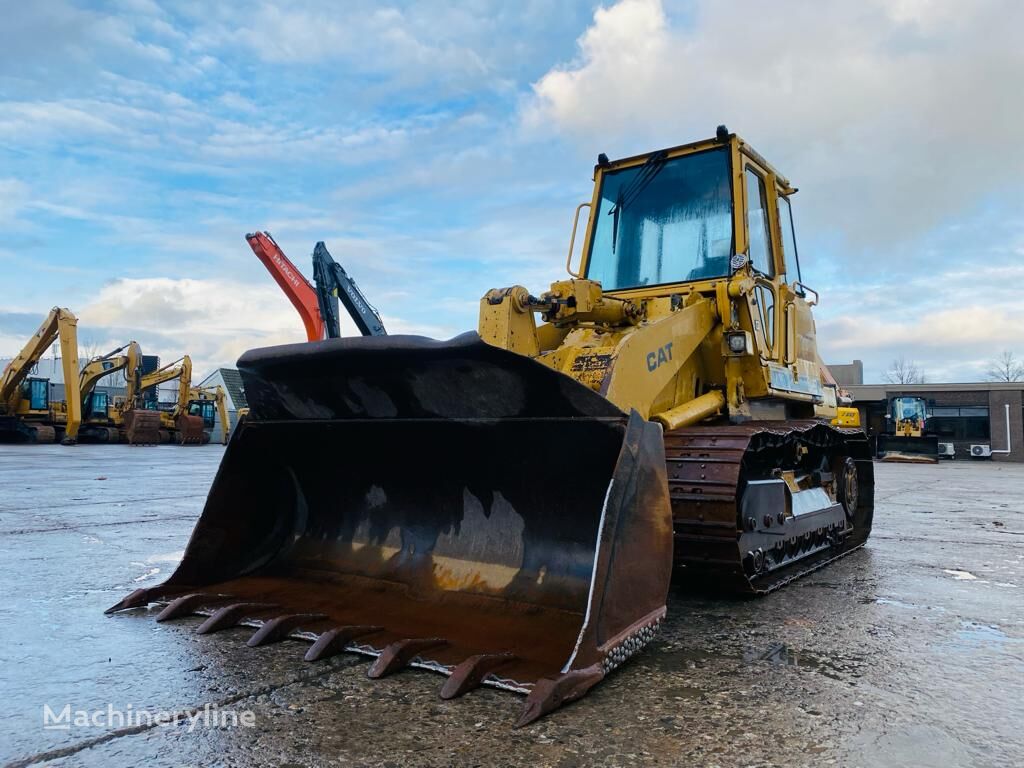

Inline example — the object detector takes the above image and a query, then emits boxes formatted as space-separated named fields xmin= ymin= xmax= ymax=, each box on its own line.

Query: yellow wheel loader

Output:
xmin=877 ymin=395 xmax=939 ymax=463
xmin=109 ymin=128 xmax=874 ymax=726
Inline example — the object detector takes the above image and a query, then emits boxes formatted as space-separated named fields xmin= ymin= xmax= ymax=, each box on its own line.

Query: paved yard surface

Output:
xmin=1 ymin=445 xmax=1021 ymax=767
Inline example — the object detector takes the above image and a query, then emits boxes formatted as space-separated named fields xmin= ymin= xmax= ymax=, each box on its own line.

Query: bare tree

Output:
xmin=986 ymin=350 xmax=1024 ymax=382
xmin=884 ymin=356 xmax=927 ymax=385
xmin=77 ymin=338 xmax=104 ymax=365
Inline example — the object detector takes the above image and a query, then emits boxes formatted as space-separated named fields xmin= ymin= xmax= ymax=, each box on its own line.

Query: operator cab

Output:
xmin=582 ymin=128 xmax=803 ymax=296
xmin=890 ymin=396 xmax=928 ymax=430
xmin=188 ymin=399 xmax=216 ymax=429
xmin=20 ymin=377 xmax=50 ymax=411
xmin=84 ymin=391 xmax=109 ymax=420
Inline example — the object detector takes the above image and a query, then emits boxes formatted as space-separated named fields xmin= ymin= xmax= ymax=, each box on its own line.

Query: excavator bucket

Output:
xmin=174 ymin=414 xmax=208 ymax=445
xmin=877 ymin=434 xmax=940 ymax=463
xmin=108 ymin=334 xmax=673 ymax=725
xmin=123 ymin=409 xmax=162 ymax=445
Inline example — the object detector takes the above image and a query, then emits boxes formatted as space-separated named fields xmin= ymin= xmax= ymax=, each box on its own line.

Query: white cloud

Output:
xmin=75 ymin=277 xmax=312 ymax=375
xmin=524 ymin=0 xmax=1024 ymax=251
xmin=73 ymin=276 xmax=452 ymax=376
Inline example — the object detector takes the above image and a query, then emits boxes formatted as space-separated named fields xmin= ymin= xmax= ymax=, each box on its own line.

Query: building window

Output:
xmin=928 ymin=405 xmax=990 ymax=441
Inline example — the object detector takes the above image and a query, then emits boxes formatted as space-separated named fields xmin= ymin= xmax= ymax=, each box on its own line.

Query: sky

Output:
xmin=1 ymin=0 xmax=1023 ymax=384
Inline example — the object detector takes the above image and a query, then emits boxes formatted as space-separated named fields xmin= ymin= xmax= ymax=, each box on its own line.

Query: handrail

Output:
xmin=794 ymin=281 xmax=818 ymax=306
xmin=566 ymin=202 xmax=591 ymax=278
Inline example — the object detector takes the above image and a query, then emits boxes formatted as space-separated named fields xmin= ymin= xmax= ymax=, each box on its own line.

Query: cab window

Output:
xmin=744 ymin=168 xmax=773 ymax=276
xmin=585 ymin=147 xmax=735 ymax=289
xmin=777 ymin=195 xmax=802 ymax=284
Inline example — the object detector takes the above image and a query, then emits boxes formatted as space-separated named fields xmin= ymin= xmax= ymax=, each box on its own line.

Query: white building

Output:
xmin=196 ymin=368 xmax=248 ymax=443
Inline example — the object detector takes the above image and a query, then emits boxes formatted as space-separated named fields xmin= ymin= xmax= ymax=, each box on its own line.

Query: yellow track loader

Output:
xmin=109 ymin=128 xmax=874 ymax=726
xmin=0 ymin=307 xmax=81 ymax=444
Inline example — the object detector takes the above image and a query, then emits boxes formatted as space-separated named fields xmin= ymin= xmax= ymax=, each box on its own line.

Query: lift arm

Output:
xmin=246 ymin=231 xmax=325 ymax=342
xmin=0 ymin=306 xmax=81 ymax=442
xmin=312 ymin=241 xmax=387 ymax=338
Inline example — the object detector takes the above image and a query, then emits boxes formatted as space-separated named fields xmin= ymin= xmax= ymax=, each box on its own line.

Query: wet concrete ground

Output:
xmin=1 ymin=445 xmax=1022 ymax=768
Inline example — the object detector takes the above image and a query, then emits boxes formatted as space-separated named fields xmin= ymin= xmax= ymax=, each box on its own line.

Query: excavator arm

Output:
xmin=312 ymin=241 xmax=387 ymax=338
xmin=213 ymin=387 xmax=228 ymax=445
xmin=79 ymin=341 xmax=143 ymax=403
xmin=0 ymin=306 xmax=81 ymax=444
xmin=135 ymin=356 xmax=192 ymax=412
xmin=188 ymin=384 xmax=229 ymax=445
xmin=246 ymin=231 xmax=325 ymax=342
xmin=248 ymin=232 xmax=386 ymax=340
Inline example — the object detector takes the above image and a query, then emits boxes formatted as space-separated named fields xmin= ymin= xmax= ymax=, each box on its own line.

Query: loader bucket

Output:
xmin=108 ymin=333 xmax=673 ymax=725
xmin=877 ymin=434 xmax=939 ymax=464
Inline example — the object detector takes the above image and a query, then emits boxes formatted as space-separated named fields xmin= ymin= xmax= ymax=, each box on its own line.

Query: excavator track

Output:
xmin=665 ymin=421 xmax=874 ymax=595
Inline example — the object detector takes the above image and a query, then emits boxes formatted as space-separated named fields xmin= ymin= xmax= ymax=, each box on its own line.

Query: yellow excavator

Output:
xmin=129 ymin=356 xmax=229 ymax=445
xmin=77 ymin=349 xmax=228 ymax=445
xmin=185 ymin=384 xmax=230 ymax=445
xmin=0 ymin=307 xmax=82 ymax=444
xmin=109 ymin=128 xmax=874 ymax=726
xmin=76 ymin=341 xmax=145 ymax=443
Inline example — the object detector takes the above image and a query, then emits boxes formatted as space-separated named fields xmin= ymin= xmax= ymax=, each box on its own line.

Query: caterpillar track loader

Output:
xmin=0 ymin=307 xmax=81 ymax=444
xmin=109 ymin=128 xmax=874 ymax=726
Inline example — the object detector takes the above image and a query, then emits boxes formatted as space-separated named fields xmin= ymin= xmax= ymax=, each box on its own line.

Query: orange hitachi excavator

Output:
xmin=246 ymin=232 xmax=386 ymax=340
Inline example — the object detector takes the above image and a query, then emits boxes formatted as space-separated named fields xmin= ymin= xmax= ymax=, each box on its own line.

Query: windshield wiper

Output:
xmin=608 ymin=149 xmax=668 ymax=252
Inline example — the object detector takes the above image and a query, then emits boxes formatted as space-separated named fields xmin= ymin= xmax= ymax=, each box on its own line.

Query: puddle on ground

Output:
xmin=648 ymin=641 xmax=865 ymax=682
xmin=645 ymin=644 xmax=720 ymax=673
xmin=859 ymin=596 xmax=947 ymax=612
xmin=741 ymin=642 xmax=865 ymax=681
xmin=956 ymin=621 xmax=1024 ymax=647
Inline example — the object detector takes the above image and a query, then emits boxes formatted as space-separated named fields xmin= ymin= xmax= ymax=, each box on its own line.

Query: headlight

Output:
xmin=727 ymin=333 xmax=747 ymax=353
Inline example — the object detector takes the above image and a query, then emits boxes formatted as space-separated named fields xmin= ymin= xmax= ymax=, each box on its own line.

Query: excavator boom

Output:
xmin=312 ymin=241 xmax=386 ymax=338
xmin=246 ymin=231 xmax=325 ymax=342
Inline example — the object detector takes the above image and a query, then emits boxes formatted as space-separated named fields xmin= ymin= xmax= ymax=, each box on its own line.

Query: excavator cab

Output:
xmin=186 ymin=399 xmax=216 ymax=429
xmin=83 ymin=391 xmax=108 ymax=421
xmin=21 ymin=378 xmax=50 ymax=412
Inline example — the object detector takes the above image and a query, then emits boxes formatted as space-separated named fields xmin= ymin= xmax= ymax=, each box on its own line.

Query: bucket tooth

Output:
xmin=440 ymin=653 xmax=517 ymax=699
xmin=195 ymin=602 xmax=276 ymax=635
xmin=246 ymin=614 xmax=328 ymax=647
xmin=514 ymin=665 xmax=605 ymax=728
xmin=105 ymin=586 xmax=166 ymax=614
xmin=367 ymin=638 xmax=448 ymax=679
xmin=156 ymin=593 xmax=231 ymax=622
xmin=304 ymin=626 xmax=384 ymax=662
